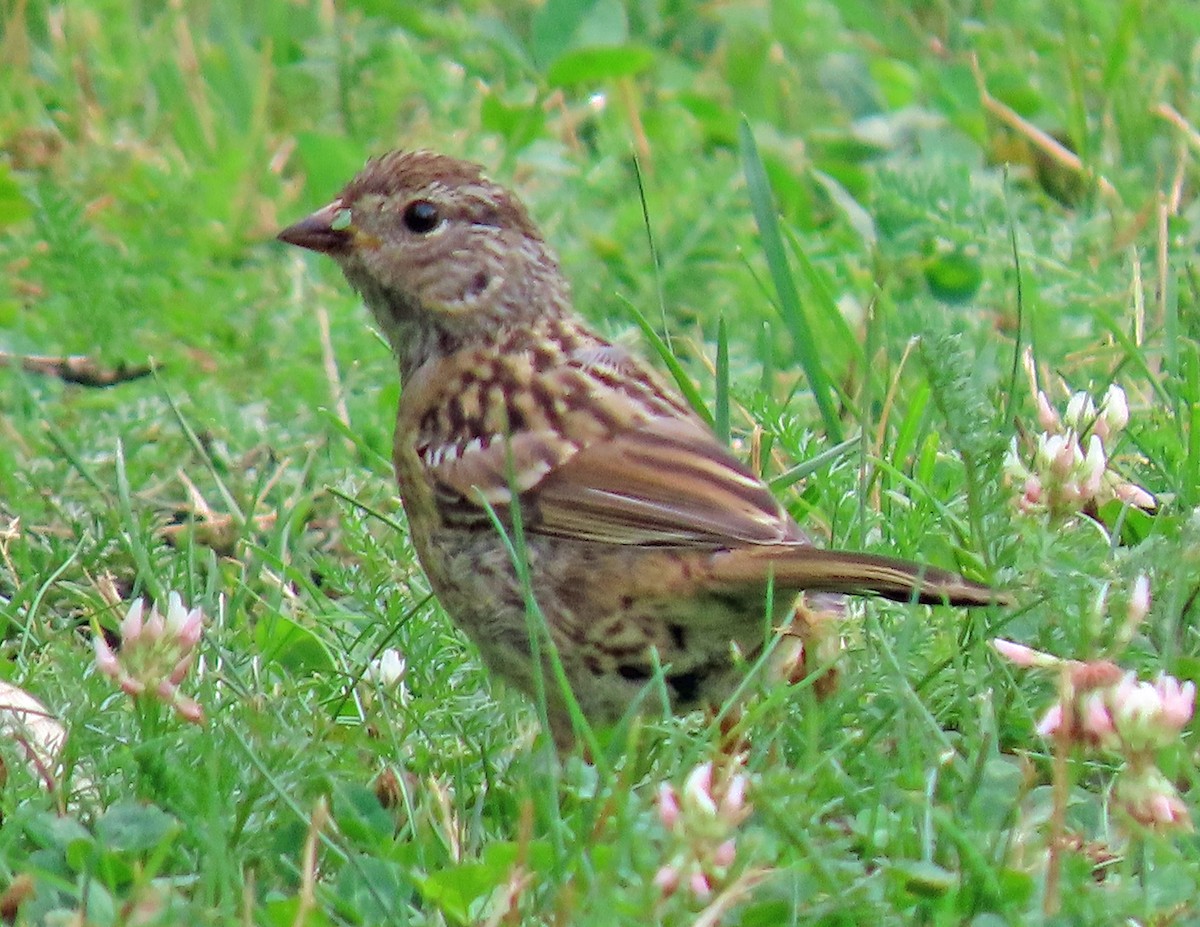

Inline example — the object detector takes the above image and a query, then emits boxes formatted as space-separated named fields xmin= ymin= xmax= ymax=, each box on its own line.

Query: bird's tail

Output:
xmin=707 ymin=545 xmax=1007 ymax=607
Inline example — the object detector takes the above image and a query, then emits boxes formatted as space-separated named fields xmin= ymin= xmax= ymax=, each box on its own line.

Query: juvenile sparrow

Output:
xmin=279 ymin=150 xmax=1003 ymax=741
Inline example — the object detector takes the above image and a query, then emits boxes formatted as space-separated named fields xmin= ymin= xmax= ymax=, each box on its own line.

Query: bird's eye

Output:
xmin=402 ymin=200 xmax=441 ymax=234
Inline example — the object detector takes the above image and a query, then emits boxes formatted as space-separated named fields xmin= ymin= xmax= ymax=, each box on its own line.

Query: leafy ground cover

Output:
xmin=1 ymin=1 xmax=1199 ymax=923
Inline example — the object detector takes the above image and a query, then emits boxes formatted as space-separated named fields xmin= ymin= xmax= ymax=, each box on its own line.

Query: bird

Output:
xmin=278 ymin=149 xmax=1005 ymax=744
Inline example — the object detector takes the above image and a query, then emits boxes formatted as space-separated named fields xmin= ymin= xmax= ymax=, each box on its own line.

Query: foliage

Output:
xmin=2 ymin=0 xmax=1199 ymax=922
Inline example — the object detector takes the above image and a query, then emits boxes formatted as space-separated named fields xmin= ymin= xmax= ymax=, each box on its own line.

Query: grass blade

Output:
xmin=715 ymin=315 xmax=730 ymax=446
xmin=738 ymin=118 xmax=844 ymax=441
xmin=619 ymin=293 xmax=714 ymax=427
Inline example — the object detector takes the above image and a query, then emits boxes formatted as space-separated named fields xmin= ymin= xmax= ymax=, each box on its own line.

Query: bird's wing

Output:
xmin=405 ymin=335 xmax=799 ymax=546
xmin=526 ymin=415 xmax=799 ymax=546
xmin=419 ymin=412 xmax=798 ymax=547
xmin=408 ymin=345 xmax=1006 ymax=605
xmin=420 ymin=417 xmax=1005 ymax=605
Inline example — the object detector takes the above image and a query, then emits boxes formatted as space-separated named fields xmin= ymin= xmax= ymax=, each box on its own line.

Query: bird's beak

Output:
xmin=277 ymin=199 xmax=354 ymax=255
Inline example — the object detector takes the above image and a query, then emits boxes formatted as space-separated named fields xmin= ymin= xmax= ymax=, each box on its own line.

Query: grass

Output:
xmin=1 ymin=0 xmax=1199 ymax=923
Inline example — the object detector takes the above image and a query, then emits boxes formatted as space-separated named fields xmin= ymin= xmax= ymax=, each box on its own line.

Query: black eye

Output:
xmin=402 ymin=200 xmax=441 ymax=234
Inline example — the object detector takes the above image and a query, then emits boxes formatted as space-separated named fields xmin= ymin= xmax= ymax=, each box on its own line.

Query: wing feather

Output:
xmin=408 ymin=333 xmax=800 ymax=546
xmin=420 ymin=413 xmax=799 ymax=546
xmin=528 ymin=416 xmax=801 ymax=546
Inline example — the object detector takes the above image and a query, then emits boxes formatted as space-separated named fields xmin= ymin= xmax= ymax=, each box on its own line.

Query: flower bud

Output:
xmin=1003 ymin=437 xmax=1029 ymax=482
xmin=120 ymin=677 xmax=146 ymax=697
xmin=1065 ymin=391 xmax=1095 ymax=432
xmin=1100 ymin=384 xmax=1129 ymax=434
xmin=1127 ymin=574 xmax=1151 ymax=626
xmin=175 ymin=696 xmax=205 ymax=725
xmin=143 ymin=607 xmax=165 ymax=641
xmin=688 ymin=871 xmax=713 ymax=899
xmin=169 ymin=653 xmax=195 ymax=686
xmin=1036 ymin=703 xmax=1064 ymax=739
xmin=1081 ymin=434 xmax=1106 ymax=497
xmin=1079 ymin=691 xmax=1117 ymax=748
xmin=1036 ymin=391 xmax=1061 ymax=431
xmin=683 ymin=763 xmax=717 ymax=816
xmin=367 ymin=649 xmax=407 ymax=687
xmin=721 ymin=773 xmax=749 ymax=819
xmin=657 ymin=783 xmax=680 ymax=829
xmin=94 ymin=636 xmax=121 ymax=679
xmin=653 ymin=865 xmax=680 ymax=896
xmin=713 ymin=839 xmax=737 ymax=868
xmin=1115 ymin=763 xmax=1192 ymax=831
xmin=1057 ymin=433 xmax=1083 ymax=478
xmin=992 ymin=638 xmax=1059 ymax=669
xmin=119 ymin=600 xmax=144 ymax=641
xmin=1114 ymin=482 xmax=1156 ymax=510
xmin=175 ymin=608 xmax=204 ymax=651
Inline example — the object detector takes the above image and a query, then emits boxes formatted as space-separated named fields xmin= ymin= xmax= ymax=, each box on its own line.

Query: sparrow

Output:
xmin=278 ymin=150 xmax=1003 ymax=743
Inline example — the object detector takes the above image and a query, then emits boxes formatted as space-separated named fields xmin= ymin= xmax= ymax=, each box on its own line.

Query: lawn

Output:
xmin=1 ymin=0 xmax=1199 ymax=923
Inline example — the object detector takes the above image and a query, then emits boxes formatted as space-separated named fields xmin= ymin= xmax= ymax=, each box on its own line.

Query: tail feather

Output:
xmin=707 ymin=545 xmax=1008 ymax=607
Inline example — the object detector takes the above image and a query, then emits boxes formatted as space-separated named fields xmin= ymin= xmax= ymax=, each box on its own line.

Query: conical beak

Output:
xmin=277 ymin=200 xmax=353 ymax=255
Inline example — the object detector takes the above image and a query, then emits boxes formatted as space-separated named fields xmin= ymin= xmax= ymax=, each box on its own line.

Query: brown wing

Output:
xmin=416 ymin=410 xmax=799 ymax=546
xmin=527 ymin=415 xmax=801 ymax=546
xmin=419 ymin=427 xmax=575 ymax=528
xmin=406 ymin=342 xmax=1006 ymax=605
xmin=418 ymin=415 xmax=1005 ymax=605
xmin=403 ymin=326 xmax=800 ymax=545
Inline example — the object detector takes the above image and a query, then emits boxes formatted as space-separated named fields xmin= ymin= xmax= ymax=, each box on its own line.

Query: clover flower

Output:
xmin=993 ymin=577 xmax=1193 ymax=831
xmin=361 ymin=647 xmax=410 ymax=712
xmin=1114 ymin=764 xmax=1191 ymax=830
xmin=1005 ymin=359 xmax=1153 ymax=517
xmin=366 ymin=649 xmax=407 ymax=688
xmin=653 ymin=760 xmax=752 ymax=900
xmin=94 ymin=592 xmax=206 ymax=724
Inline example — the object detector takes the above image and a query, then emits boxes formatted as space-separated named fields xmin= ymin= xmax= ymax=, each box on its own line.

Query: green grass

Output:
xmin=2 ymin=0 xmax=1199 ymax=923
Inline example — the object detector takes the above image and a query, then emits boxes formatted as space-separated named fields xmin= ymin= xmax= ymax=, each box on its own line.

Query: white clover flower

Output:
xmin=653 ymin=760 xmax=754 ymax=901
xmin=367 ymin=649 xmax=407 ymax=687
xmin=995 ymin=571 xmax=1192 ymax=833
xmin=95 ymin=593 xmax=206 ymax=725
xmin=1008 ymin=377 xmax=1154 ymax=517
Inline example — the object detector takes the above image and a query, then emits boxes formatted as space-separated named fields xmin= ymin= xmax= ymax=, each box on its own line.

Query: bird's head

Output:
xmin=278 ymin=150 xmax=570 ymax=369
